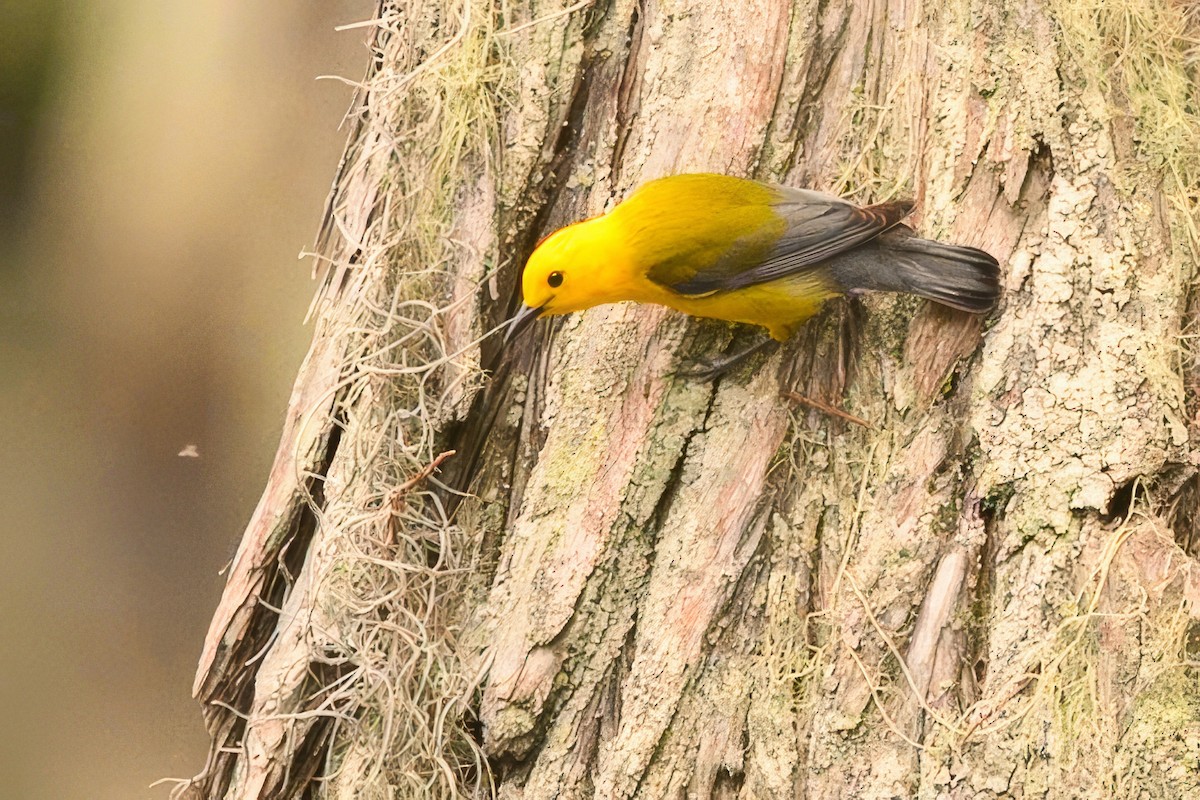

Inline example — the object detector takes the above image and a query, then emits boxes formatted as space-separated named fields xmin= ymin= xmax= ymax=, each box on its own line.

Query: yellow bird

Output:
xmin=507 ymin=174 xmax=999 ymax=363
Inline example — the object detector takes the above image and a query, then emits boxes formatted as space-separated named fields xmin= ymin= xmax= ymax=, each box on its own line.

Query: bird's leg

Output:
xmin=677 ymin=337 xmax=780 ymax=381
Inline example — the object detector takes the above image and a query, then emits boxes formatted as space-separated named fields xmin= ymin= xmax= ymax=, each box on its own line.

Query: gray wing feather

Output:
xmin=718 ymin=191 xmax=914 ymax=290
xmin=669 ymin=187 xmax=914 ymax=295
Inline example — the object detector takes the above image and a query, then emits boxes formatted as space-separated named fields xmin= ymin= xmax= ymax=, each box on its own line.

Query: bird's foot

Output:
xmin=676 ymin=338 xmax=780 ymax=381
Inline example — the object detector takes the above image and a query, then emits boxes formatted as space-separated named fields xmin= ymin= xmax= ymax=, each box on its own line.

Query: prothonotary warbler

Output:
xmin=506 ymin=174 xmax=1000 ymax=365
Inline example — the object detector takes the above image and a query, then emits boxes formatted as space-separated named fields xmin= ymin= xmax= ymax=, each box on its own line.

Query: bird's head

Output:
xmin=506 ymin=217 xmax=621 ymax=341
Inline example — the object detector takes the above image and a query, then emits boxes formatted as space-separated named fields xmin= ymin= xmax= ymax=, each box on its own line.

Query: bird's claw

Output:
xmin=674 ymin=358 xmax=728 ymax=382
xmin=673 ymin=338 xmax=781 ymax=382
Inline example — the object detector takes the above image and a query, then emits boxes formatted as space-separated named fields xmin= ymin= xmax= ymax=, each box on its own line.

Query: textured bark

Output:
xmin=180 ymin=1 xmax=1200 ymax=798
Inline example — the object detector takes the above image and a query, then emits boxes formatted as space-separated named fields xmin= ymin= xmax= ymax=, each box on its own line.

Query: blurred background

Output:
xmin=0 ymin=2 xmax=372 ymax=797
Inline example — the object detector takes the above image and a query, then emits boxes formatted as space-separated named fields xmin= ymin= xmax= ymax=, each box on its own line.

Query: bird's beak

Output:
xmin=504 ymin=303 xmax=543 ymax=343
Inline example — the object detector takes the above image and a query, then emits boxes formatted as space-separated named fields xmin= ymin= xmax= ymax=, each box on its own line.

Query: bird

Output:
xmin=506 ymin=173 xmax=1000 ymax=374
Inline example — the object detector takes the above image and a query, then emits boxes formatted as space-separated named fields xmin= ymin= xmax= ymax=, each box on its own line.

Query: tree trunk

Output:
xmin=177 ymin=1 xmax=1200 ymax=798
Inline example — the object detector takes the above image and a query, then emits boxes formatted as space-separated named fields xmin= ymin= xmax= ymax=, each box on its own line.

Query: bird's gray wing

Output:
xmin=660 ymin=189 xmax=914 ymax=296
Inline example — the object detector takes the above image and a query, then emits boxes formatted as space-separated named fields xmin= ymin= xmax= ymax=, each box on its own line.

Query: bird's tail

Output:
xmin=827 ymin=226 xmax=1001 ymax=313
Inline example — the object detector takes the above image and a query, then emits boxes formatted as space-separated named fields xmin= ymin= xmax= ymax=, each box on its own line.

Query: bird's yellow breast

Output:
xmin=620 ymin=268 xmax=835 ymax=341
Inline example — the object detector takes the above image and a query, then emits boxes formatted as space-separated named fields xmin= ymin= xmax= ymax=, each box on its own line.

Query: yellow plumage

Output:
xmin=514 ymin=174 xmax=999 ymax=343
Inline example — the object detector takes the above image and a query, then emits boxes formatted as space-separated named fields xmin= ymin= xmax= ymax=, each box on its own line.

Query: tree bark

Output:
xmin=178 ymin=1 xmax=1200 ymax=798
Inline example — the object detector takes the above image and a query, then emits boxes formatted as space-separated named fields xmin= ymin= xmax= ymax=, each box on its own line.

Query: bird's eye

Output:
xmin=548 ymin=271 xmax=564 ymax=288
